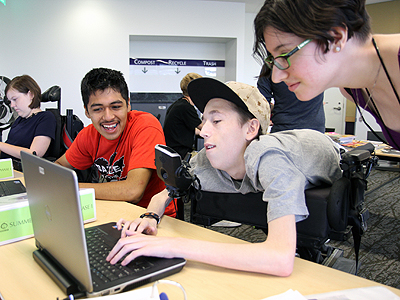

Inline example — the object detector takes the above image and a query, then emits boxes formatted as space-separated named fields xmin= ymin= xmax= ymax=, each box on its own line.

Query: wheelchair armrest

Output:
xmin=297 ymin=178 xmax=351 ymax=247
xmin=327 ymin=177 xmax=351 ymax=232
xmin=190 ymin=191 xmax=267 ymax=228
xmin=341 ymin=143 xmax=374 ymax=167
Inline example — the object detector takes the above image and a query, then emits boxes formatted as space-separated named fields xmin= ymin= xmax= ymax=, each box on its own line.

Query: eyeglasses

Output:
xmin=264 ymin=39 xmax=312 ymax=70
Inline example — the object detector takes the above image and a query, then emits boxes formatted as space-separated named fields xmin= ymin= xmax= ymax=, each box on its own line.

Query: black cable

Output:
xmin=372 ymin=38 xmax=400 ymax=105
xmin=365 ymin=89 xmax=400 ymax=150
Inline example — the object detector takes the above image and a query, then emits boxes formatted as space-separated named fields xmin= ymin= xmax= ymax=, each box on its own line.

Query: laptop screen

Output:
xmin=21 ymin=151 xmax=93 ymax=292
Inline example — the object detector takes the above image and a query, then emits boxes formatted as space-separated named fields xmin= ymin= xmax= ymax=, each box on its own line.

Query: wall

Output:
xmin=129 ymin=36 xmax=232 ymax=92
xmin=368 ymin=0 xmax=400 ymax=34
xmin=352 ymin=0 xmax=400 ymax=140
xmin=244 ymin=10 xmax=264 ymax=86
xmin=0 ymin=0 xmax=249 ymax=126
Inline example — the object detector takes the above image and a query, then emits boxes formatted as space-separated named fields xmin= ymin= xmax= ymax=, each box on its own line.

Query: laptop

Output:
xmin=0 ymin=179 xmax=26 ymax=197
xmin=20 ymin=151 xmax=186 ymax=298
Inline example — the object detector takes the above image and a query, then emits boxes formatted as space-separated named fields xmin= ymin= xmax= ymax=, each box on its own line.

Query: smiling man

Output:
xmin=55 ymin=68 xmax=176 ymax=217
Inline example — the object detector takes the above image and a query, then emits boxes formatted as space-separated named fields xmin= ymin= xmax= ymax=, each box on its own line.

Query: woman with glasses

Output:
xmin=253 ymin=0 xmax=400 ymax=150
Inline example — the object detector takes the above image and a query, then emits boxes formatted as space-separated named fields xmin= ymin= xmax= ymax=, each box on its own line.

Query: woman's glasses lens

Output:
xmin=265 ymin=56 xmax=289 ymax=70
xmin=275 ymin=57 xmax=289 ymax=70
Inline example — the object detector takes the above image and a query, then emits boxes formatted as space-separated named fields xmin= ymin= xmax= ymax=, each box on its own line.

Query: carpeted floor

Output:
xmin=183 ymin=167 xmax=400 ymax=289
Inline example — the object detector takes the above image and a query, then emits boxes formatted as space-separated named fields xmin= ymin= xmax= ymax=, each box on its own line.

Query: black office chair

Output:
xmin=41 ymin=86 xmax=85 ymax=161
xmin=41 ymin=85 xmax=63 ymax=161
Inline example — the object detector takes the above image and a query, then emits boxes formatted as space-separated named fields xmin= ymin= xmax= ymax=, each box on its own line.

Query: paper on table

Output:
xmin=261 ymin=289 xmax=307 ymax=300
xmin=80 ymin=286 xmax=160 ymax=300
xmin=306 ymin=286 xmax=400 ymax=300
xmin=262 ymin=286 xmax=400 ymax=300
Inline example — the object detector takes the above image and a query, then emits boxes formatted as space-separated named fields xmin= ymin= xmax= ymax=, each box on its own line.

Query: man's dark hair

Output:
xmin=226 ymin=101 xmax=263 ymax=139
xmin=81 ymin=68 xmax=129 ymax=110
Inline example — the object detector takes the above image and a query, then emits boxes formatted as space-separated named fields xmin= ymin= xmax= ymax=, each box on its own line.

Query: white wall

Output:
xmin=0 ymin=0 xmax=251 ymax=126
xmin=129 ymin=37 xmax=230 ymax=92
xmin=355 ymin=110 xmax=382 ymax=141
xmin=243 ymin=11 xmax=264 ymax=86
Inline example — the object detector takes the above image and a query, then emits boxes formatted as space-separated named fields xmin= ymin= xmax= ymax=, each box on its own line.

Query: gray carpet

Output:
xmin=183 ymin=168 xmax=400 ymax=289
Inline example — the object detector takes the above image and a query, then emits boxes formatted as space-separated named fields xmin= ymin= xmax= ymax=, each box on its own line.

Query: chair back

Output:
xmin=41 ymin=86 xmax=62 ymax=160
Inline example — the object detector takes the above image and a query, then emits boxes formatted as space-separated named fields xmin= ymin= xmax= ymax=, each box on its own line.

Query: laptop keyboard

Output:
xmin=0 ymin=180 xmax=26 ymax=197
xmin=0 ymin=182 xmax=10 ymax=196
xmin=85 ymin=227 xmax=153 ymax=287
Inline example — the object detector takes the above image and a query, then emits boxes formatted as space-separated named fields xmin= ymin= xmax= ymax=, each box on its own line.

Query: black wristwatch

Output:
xmin=140 ymin=212 xmax=160 ymax=224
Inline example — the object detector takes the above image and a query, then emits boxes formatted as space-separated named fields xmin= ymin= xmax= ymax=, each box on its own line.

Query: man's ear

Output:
xmin=246 ymin=118 xmax=260 ymax=141
xmin=329 ymin=26 xmax=348 ymax=52
xmin=84 ymin=106 xmax=90 ymax=119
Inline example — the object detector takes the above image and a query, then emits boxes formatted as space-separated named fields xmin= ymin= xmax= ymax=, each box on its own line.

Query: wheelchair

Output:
xmin=155 ymin=143 xmax=378 ymax=274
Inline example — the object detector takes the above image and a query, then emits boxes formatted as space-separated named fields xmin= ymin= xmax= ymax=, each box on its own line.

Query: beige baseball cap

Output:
xmin=188 ymin=77 xmax=270 ymax=134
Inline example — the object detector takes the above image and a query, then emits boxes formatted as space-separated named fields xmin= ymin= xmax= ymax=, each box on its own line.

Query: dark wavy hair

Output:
xmin=253 ymin=0 xmax=371 ymax=63
xmin=81 ymin=67 xmax=129 ymax=110
xmin=225 ymin=101 xmax=263 ymax=139
xmin=5 ymin=75 xmax=41 ymax=109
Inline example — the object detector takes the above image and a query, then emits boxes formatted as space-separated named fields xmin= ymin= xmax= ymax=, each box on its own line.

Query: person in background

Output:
xmin=163 ymin=72 xmax=203 ymax=159
xmin=2 ymin=75 xmax=56 ymax=165
xmin=55 ymin=67 xmax=176 ymax=217
xmin=257 ymin=64 xmax=325 ymax=133
xmin=253 ymin=0 xmax=400 ymax=149
xmin=105 ymin=78 xmax=342 ymax=277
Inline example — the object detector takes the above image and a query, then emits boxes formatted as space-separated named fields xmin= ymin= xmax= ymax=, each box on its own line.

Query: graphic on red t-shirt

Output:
xmin=94 ymin=154 xmax=126 ymax=182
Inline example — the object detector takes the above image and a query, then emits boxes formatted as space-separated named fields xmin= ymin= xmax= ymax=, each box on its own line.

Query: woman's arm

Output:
xmin=107 ymin=214 xmax=297 ymax=277
xmin=0 ymin=135 xmax=51 ymax=159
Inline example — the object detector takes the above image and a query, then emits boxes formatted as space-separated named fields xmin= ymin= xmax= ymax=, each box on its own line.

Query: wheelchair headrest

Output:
xmin=41 ymin=85 xmax=61 ymax=103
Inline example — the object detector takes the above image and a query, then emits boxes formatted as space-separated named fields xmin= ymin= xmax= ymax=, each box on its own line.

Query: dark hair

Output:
xmin=81 ymin=67 xmax=129 ymax=110
xmin=253 ymin=0 xmax=371 ymax=63
xmin=5 ymin=75 xmax=41 ymax=109
xmin=258 ymin=63 xmax=272 ymax=79
xmin=226 ymin=101 xmax=263 ymax=139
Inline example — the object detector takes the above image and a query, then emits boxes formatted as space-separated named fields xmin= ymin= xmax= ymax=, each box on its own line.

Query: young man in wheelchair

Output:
xmin=106 ymin=78 xmax=342 ymax=277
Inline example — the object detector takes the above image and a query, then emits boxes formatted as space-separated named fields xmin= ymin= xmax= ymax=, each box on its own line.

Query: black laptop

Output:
xmin=0 ymin=179 xmax=26 ymax=197
xmin=21 ymin=151 xmax=186 ymax=298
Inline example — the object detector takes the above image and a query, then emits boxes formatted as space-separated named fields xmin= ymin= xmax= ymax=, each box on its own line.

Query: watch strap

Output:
xmin=140 ymin=212 xmax=160 ymax=224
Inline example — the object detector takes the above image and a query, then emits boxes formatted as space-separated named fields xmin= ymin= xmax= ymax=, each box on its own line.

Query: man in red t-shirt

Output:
xmin=55 ymin=68 xmax=176 ymax=217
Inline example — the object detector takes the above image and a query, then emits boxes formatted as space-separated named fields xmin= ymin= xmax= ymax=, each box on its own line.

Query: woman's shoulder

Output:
xmin=373 ymin=34 xmax=400 ymax=56
xmin=37 ymin=110 xmax=56 ymax=121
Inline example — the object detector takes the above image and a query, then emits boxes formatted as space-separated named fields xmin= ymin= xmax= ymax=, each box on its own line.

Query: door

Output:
xmin=323 ymin=88 xmax=346 ymax=134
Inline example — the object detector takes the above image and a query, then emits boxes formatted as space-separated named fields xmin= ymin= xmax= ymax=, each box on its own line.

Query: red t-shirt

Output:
xmin=66 ymin=110 xmax=176 ymax=217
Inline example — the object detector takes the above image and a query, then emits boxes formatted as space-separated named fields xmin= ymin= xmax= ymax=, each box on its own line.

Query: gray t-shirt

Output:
xmin=190 ymin=129 xmax=342 ymax=223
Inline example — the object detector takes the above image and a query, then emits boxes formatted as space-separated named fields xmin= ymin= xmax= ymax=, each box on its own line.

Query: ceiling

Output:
xmin=199 ymin=0 xmax=394 ymax=13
